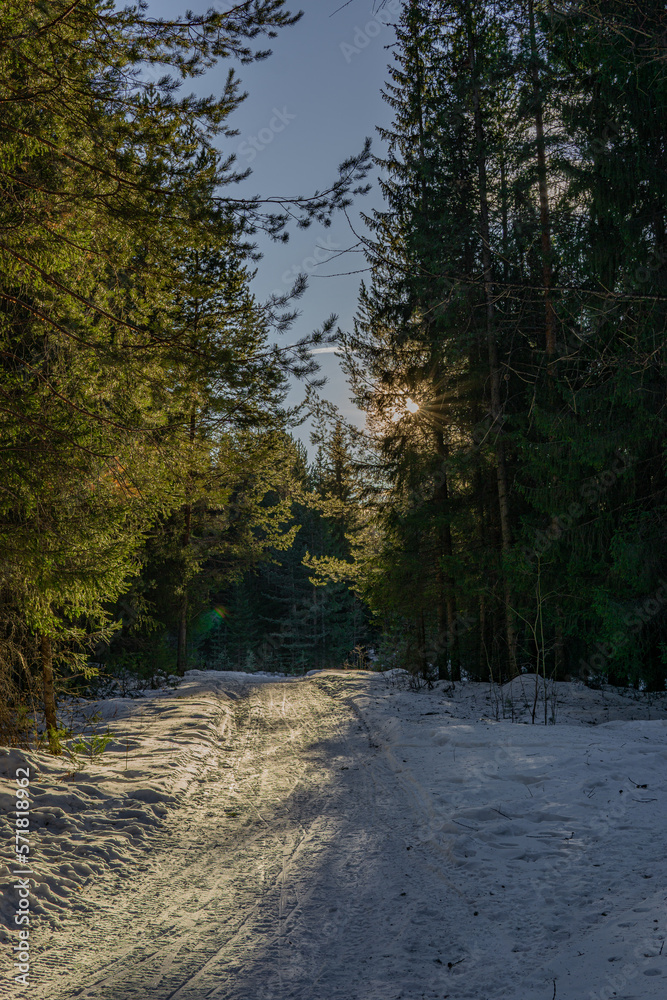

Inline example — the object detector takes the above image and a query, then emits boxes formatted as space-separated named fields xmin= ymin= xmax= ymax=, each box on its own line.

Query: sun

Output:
xmin=390 ymin=396 xmax=420 ymax=422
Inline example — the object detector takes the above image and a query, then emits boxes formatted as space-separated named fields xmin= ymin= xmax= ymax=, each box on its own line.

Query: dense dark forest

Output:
xmin=337 ymin=0 xmax=667 ymax=691
xmin=1 ymin=0 xmax=666 ymax=749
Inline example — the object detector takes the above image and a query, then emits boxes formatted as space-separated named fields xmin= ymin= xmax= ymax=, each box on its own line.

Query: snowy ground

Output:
xmin=1 ymin=669 xmax=667 ymax=999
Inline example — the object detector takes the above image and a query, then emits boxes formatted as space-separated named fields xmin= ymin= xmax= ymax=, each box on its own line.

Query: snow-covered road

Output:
xmin=29 ymin=675 xmax=463 ymax=1000
xmin=3 ymin=670 xmax=667 ymax=999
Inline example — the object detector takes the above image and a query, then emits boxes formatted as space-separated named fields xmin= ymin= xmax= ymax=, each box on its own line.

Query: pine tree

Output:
xmin=0 ymin=0 xmax=371 ymax=735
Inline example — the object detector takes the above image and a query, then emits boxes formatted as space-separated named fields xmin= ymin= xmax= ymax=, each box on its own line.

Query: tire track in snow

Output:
xmin=33 ymin=677 xmax=453 ymax=1000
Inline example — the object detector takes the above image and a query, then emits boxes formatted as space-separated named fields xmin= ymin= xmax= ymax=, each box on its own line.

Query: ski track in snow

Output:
xmin=1 ymin=669 xmax=667 ymax=999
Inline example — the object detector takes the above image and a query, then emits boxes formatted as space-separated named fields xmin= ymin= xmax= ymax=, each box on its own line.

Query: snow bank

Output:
xmin=0 ymin=671 xmax=242 ymax=935
xmin=340 ymin=670 xmax=667 ymax=998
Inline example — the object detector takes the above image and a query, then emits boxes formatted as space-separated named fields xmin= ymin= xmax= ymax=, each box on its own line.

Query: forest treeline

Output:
xmin=334 ymin=0 xmax=667 ymax=690
xmin=1 ymin=0 xmax=667 ymax=748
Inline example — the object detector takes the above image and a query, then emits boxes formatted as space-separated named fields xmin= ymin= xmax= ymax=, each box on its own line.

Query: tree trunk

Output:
xmin=435 ymin=556 xmax=460 ymax=681
xmin=478 ymin=593 xmax=487 ymax=677
xmin=466 ymin=4 xmax=519 ymax=677
xmin=434 ymin=432 xmax=460 ymax=680
xmin=554 ymin=602 xmax=564 ymax=678
xmin=446 ymin=592 xmax=461 ymax=681
xmin=176 ymin=406 xmax=196 ymax=676
xmin=528 ymin=0 xmax=556 ymax=359
xmin=500 ymin=152 xmax=509 ymax=285
xmin=40 ymin=633 xmax=58 ymax=750
xmin=176 ymin=584 xmax=189 ymax=675
xmin=419 ymin=609 xmax=428 ymax=677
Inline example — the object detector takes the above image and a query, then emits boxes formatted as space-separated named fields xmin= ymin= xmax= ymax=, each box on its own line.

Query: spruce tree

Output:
xmin=0 ymin=0 xmax=371 ymax=734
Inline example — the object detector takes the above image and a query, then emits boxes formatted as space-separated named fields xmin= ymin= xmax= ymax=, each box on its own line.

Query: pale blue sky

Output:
xmin=149 ymin=0 xmax=400 ymax=445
